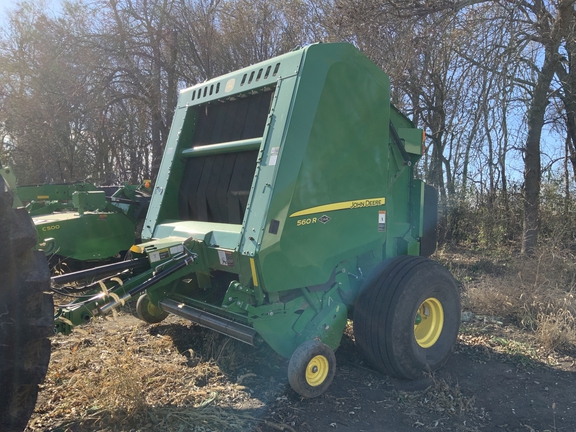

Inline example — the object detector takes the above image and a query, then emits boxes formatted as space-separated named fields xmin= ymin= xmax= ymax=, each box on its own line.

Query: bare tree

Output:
xmin=0 ymin=1 xmax=104 ymax=183
xmin=91 ymin=0 xmax=179 ymax=179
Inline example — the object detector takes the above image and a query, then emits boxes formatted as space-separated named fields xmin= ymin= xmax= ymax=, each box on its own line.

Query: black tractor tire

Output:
xmin=353 ymin=255 xmax=460 ymax=380
xmin=136 ymin=293 xmax=169 ymax=324
xmin=0 ymin=178 xmax=53 ymax=432
xmin=288 ymin=340 xmax=336 ymax=398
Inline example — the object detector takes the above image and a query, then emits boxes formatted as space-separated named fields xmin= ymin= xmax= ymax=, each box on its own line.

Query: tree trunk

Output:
xmin=521 ymin=1 xmax=574 ymax=255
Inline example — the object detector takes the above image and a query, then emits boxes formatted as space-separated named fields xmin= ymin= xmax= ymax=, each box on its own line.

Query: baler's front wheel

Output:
xmin=287 ymin=340 xmax=336 ymax=398
xmin=353 ymin=256 xmax=460 ymax=380
xmin=136 ymin=293 xmax=169 ymax=324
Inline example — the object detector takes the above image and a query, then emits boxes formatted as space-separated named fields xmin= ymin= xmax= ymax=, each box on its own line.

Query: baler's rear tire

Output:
xmin=0 ymin=181 xmax=53 ymax=432
xmin=136 ymin=293 xmax=169 ymax=324
xmin=353 ymin=256 xmax=460 ymax=380
xmin=288 ymin=340 xmax=336 ymax=398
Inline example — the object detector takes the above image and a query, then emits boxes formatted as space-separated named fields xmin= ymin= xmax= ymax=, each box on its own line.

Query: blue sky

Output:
xmin=0 ymin=0 xmax=15 ymax=21
xmin=0 ymin=0 xmax=62 ymax=22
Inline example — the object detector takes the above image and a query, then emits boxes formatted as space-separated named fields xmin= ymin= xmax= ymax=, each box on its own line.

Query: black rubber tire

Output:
xmin=136 ymin=293 xmax=169 ymax=324
xmin=287 ymin=340 xmax=336 ymax=398
xmin=0 ymin=178 xmax=53 ymax=432
xmin=353 ymin=255 xmax=460 ymax=380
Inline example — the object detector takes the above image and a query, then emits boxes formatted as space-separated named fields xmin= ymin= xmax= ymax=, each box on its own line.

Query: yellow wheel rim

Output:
xmin=414 ymin=297 xmax=444 ymax=348
xmin=147 ymin=301 xmax=163 ymax=317
xmin=305 ymin=355 xmax=329 ymax=387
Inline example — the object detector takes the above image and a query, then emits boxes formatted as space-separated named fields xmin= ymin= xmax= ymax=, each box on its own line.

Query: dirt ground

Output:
xmin=27 ymin=308 xmax=576 ymax=432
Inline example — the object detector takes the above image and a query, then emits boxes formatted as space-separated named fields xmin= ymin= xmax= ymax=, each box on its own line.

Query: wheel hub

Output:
xmin=147 ymin=301 xmax=162 ymax=316
xmin=306 ymin=355 xmax=329 ymax=387
xmin=414 ymin=297 xmax=444 ymax=348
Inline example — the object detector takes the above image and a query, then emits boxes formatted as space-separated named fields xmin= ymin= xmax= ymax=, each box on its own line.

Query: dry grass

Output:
xmin=439 ymin=245 xmax=576 ymax=353
xmin=421 ymin=376 xmax=475 ymax=417
xmin=28 ymin=312 xmax=288 ymax=432
xmin=535 ymin=309 xmax=576 ymax=351
xmin=397 ymin=373 xmax=482 ymax=432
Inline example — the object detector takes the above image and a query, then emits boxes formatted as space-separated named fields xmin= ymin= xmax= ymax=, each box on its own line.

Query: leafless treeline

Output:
xmin=1 ymin=0 xmax=575 ymax=252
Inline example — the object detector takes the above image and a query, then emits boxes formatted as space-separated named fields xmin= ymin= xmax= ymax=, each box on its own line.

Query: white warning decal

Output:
xmin=170 ymin=244 xmax=184 ymax=255
xmin=269 ymin=147 xmax=279 ymax=166
xmin=218 ymin=250 xmax=235 ymax=267
xmin=378 ymin=211 xmax=386 ymax=232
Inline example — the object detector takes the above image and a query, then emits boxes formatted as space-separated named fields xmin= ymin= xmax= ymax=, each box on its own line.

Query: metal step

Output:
xmin=160 ymin=298 xmax=258 ymax=346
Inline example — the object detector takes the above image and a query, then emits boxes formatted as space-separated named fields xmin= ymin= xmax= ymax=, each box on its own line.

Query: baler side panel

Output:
xmin=386 ymin=107 xmax=425 ymax=258
xmin=143 ymin=107 xmax=199 ymax=239
xmin=258 ymin=44 xmax=392 ymax=292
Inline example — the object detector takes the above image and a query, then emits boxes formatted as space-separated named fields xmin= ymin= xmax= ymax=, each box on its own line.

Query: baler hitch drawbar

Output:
xmin=98 ymin=254 xmax=196 ymax=314
xmin=53 ymin=250 xmax=197 ymax=334
xmin=51 ymin=257 xmax=150 ymax=285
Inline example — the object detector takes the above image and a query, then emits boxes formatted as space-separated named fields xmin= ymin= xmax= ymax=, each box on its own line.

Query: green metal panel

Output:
xmin=18 ymin=182 xmax=97 ymax=203
xmin=254 ymin=43 xmax=393 ymax=291
xmin=34 ymin=212 xmax=135 ymax=261
xmin=72 ymin=191 xmax=107 ymax=214
xmin=0 ymin=165 xmax=22 ymax=207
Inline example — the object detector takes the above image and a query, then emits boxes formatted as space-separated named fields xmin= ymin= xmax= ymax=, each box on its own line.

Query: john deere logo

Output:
xmin=319 ymin=215 xmax=331 ymax=224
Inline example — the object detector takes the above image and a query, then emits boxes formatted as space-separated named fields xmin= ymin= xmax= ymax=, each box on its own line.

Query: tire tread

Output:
xmin=0 ymin=188 xmax=52 ymax=432
xmin=354 ymin=256 xmax=459 ymax=379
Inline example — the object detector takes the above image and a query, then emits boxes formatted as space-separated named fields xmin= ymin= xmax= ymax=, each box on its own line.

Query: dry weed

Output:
xmin=398 ymin=373 xmax=482 ymax=431
xmin=459 ymin=245 xmax=576 ymax=352
xmin=535 ymin=309 xmax=576 ymax=351
xmin=27 ymin=313 xmax=285 ymax=431
xmin=419 ymin=374 xmax=475 ymax=417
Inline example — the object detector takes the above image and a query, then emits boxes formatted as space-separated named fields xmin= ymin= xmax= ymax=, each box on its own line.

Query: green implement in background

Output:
xmin=0 ymin=163 xmax=151 ymax=265
xmin=53 ymin=43 xmax=460 ymax=398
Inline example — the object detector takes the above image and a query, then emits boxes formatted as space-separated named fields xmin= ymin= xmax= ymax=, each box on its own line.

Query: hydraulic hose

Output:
xmin=98 ymin=255 xmax=196 ymax=314
xmin=51 ymin=257 xmax=150 ymax=285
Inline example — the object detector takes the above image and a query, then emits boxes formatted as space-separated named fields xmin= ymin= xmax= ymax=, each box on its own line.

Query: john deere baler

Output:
xmin=54 ymin=43 xmax=460 ymax=398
